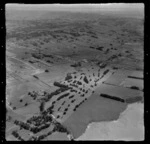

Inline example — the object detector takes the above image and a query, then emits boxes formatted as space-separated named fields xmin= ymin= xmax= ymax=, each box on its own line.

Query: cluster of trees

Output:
xmin=65 ymin=73 xmax=72 ymax=81
xmin=99 ymin=63 xmax=107 ymax=69
xmin=11 ymin=130 xmax=24 ymax=141
xmin=70 ymin=62 xmax=81 ymax=67
xmin=42 ymin=86 xmax=70 ymax=102
xmin=14 ymin=115 xmax=53 ymax=134
xmin=130 ymin=86 xmax=140 ymax=90
xmin=28 ymin=91 xmax=38 ymax=100
xmin=53 ymin=82 xmax=69 ymax=88
xmin=100 ymin=93 xmax=125 ymax=103
xmin=32 ymin=53 xmax=43 ymax=59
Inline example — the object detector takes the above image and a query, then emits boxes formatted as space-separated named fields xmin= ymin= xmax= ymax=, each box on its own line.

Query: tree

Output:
xmin=45 ymin=69 xmax=49 ymax=73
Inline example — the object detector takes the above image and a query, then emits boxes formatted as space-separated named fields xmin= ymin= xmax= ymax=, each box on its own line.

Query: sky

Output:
xmin=6 ymin=3 xmax=144 ymax=12
xmin=6 ymin=3 xmax=144 ymax=19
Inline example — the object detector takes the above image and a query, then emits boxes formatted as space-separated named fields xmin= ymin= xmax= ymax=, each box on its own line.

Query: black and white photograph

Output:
xmin=5 ymin=3 xmax=144 ymax=141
